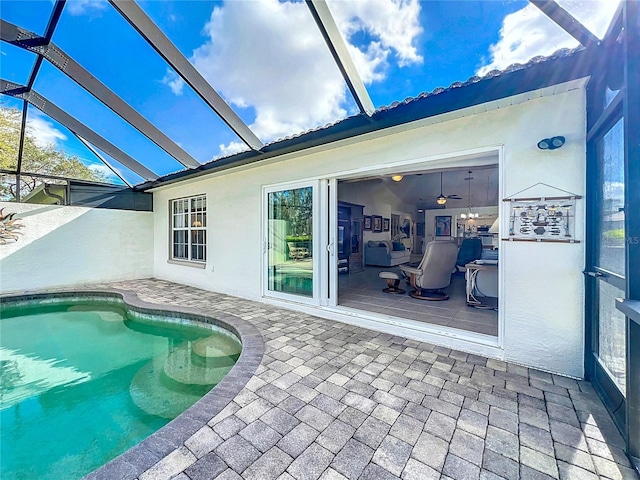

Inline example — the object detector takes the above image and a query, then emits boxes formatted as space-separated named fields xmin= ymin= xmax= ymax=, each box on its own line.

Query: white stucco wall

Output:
xmin=0 ymin=203 xmax=154 ymax=293
xmin=152 ymin=80 xmax=587 ymax=377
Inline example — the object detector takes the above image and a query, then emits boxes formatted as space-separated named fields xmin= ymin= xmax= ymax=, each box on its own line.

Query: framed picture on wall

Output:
xmin=373 ymin=215 xmax=383 ymax=232
xmin=435 ymin=215 xmax=452 ymax=237
xmin=363 ymin=215 xmax=372 ymax=230
xmin=383 ymin=218 xmax=390 ymax=231
xmin=416 ymin=222 xmax=425 ymax=236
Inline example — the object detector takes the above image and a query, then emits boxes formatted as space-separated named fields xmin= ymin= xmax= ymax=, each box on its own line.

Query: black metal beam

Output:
xmin=1 ymin=79 xmax=159 ymax=181
xmin=75 ymin=134 xmax=132 ymax=187
xmin=109 ymin=0 xmax=264 ymax=152
xmin=24 ymin=1 xmax=65 ymax=103
xmin=623 ymin=0 xmax=640 ymax=468
xmin=604 ymin=1 xmax=624 ymax=47
xmin=43 ymin=0 xmax=66 ymax=41
xmin=14 ymin=100 xmax=28 ymax=199
xmin=1 ymin=19 xmax=201 ymax=169
xmin=586 ymin=91 xmax=622 ymax=142
xmin=530 ymin=0 xmax=600 ymax=49
xmin=16 ymin=1 xmax=66 ymax=182
xmin=306 ymin=0 xmax=375 ymax=116
xmin=25 ymin=56 xmax=44 ymax=92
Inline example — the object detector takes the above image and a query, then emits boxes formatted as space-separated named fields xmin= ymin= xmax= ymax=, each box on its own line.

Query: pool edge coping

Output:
xmin=0 ymin=288 xmax=265 ymax=480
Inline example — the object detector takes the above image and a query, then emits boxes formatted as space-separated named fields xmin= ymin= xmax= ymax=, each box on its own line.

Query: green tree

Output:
xmin=0 ymin=106 xmax=108 ymax=201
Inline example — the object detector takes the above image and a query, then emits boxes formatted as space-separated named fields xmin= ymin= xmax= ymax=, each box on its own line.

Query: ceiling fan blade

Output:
xmin=422 ymin=194 xmax=461 ymax=200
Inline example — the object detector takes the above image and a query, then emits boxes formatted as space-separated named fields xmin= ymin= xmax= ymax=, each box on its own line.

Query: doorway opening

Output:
xmin=336 ymin=164 xmax=499 ymax=337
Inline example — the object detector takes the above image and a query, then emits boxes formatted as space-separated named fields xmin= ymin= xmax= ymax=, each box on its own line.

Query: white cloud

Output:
xmin=66 ymin=0 xmax=108 ymax=16
xmin=327 ymin=0 xmax=423 ymax=75
xmin=161 ymin=69 xmax=185 ymax=96
xmin=346 ymin=41 xmax=389 ymax=84
xmin=26 ymin=114 xmax=67 ymax=149
xmin=163 ymin=0 xmax=422 ymax=154
xmin=477 ymin=0 xmax=620 ymax=76
xmin=192 ymin=0 xmax=348 ymax=144
xmin=217 ymin=141 xmax=250 ymax=159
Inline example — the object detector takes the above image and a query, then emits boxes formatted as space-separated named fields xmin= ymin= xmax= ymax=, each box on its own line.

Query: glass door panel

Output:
xmin=598 ymin=118 xmax=625 ymax=276
xmin=266 ymin=186 xmax=314 ymax=298
xmin=593 ymin=116 xmax=626 ymax=397
xmin=598 ymin=281 xmax=627 ymax=395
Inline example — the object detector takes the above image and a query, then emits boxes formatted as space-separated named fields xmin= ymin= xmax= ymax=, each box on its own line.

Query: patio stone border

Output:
xmin=0 ymin=288 xmax=265 ymax=480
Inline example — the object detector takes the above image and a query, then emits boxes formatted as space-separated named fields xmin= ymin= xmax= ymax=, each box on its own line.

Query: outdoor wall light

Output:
xmin=391 ymin=175 xmax=404 ymax=182
xmin=537 ymin=136 xmax=565 ymax=150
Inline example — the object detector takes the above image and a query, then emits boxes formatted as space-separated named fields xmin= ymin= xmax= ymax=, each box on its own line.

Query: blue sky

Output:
xmin=0 ymin=0 xmax=619 ymax=185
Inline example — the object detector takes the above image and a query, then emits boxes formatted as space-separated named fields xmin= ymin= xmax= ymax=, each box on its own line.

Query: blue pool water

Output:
xmin=0 ymin=297 xmax=241 ymax=480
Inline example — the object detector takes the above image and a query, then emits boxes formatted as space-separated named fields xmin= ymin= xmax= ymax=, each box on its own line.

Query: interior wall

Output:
xmin=365 ymin=203 xmax=392 ymax=243
xmin=424 ymin=206 xmax=498 ymax=242
xmin=0 ymin=202 xmax=154 ymax=293
xmin=339 ymin=180 xmax=414 ymax=243
xmin=152 ymin=81 xmax=587 ymax=377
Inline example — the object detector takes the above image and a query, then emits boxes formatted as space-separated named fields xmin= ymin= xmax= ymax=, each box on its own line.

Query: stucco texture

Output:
xmin=0 ymin=202 xmax=154 ymax=293
xmin=152 ymin=81 xmax=587 ymax=377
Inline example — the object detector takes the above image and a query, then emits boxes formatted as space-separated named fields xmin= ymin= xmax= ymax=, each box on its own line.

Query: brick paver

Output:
xmin=82 ymin=279 xmax=637 ymax=479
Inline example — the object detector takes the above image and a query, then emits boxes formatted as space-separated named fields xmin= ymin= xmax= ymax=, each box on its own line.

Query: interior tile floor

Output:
xmin=339 ymin=266 xmax=498 ymax=337
xmin=69 ymin=278 xmax=637 ymax=480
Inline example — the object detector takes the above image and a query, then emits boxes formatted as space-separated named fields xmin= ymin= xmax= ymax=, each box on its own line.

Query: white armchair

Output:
xmin=399 ymin=241 xmax=459 ymax=300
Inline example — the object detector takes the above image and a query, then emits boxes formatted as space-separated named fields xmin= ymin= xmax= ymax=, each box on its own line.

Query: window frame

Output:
xmin=169 ymin=194 xmax=207 ymax=266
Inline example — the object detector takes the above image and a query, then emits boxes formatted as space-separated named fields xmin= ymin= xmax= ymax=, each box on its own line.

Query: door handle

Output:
xmin=583 ymin=270 xmax=606 ymax=278
xmin=327 ymin=242 xmax=334 ymax=256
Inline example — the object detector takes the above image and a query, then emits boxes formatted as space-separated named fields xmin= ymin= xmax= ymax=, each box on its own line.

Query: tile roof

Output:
xmin=141 ymin=45 xmax=588 ymax=190
xmin=262 ymin=46 xmax=583 ymax=147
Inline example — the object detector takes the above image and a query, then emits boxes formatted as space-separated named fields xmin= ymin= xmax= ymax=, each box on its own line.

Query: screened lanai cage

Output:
xmin=1 ymin=0 xmax=639 ymax=474
xmin=0 ymin=0 xmax=625 ymax=198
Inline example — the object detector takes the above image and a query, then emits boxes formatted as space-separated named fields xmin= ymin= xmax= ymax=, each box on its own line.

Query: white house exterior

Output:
xmin=146 ymin=80 xmax=588 ymax=377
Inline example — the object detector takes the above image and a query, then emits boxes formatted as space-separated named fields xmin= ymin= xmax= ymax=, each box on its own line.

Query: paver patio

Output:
xmin=81 ymin=279 xmax=637 ymax=480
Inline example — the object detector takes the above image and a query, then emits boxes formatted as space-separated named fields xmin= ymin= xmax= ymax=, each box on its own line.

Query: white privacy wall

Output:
xmin=0 ymin=202 xmax=154 ymax=293
xmin=153 ymin=81 xmax=587 ymax=377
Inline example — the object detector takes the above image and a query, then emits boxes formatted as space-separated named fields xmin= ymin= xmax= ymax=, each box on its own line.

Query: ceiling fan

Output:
xmin=429 ymin=172 xmax=462 ymax=205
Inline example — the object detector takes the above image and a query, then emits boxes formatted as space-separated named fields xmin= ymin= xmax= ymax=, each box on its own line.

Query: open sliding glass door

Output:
xmin=326 ymin=178 xmax=338 ymax=307
xmin=263 ymin=180 xmax=329 ymax=305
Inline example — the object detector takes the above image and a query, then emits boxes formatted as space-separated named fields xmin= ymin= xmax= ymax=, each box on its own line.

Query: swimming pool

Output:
xmin=0 ymin=294 xmax=242 ymax=480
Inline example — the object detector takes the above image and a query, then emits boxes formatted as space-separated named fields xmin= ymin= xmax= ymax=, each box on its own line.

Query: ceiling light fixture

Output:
xmin=436 ymin=172 xmax=447 ymax=205
xmin=460 ymin=171 xmax=478 ymax=221
xmin=537 ymin=136 xmax=565 ymax=150
xmin=391 ymin=175 xmax=404 ymax=182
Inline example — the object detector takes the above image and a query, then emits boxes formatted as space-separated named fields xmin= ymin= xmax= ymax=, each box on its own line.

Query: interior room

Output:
xmin=337 ymin=164 xmax=499 ymax=337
